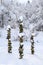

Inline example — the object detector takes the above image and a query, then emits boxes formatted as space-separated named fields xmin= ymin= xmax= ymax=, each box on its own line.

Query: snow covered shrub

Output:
xmin=19 ymin=44 xmax=24 ymax=59
xmin=7 ymin=25 xmax=11 ymax=39
xmin=30 ymin=33 xmax=34 ymax=54
xmin=8 ymin=39 xmax=12 ymax=53
xmin=18 ymin=16 xmax=24 ymax=59
xmin=19 ymin=23 xmax=23 ymax=33
xmin=7 ymin=25 xmax=12 ymax=53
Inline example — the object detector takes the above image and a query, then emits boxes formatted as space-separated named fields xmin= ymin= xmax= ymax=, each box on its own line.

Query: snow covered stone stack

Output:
xmin=30 ymin=33 xmax=34 ymax=54
xmin=18 ymin=16 xmax=24 ymax=59
xmin=7 ymin=25 xmax=12 ymax=53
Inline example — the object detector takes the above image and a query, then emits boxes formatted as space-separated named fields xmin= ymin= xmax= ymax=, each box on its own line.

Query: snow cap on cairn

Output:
xmin=7 ymin=25 xmax=11 ymax=30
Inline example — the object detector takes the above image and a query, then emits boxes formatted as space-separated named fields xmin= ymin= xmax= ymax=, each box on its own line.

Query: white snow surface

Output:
xmin=0 ymin=28 xmax=43 ymax=65
xmin=7 ymin=25 xmax=11 ymax=30
xmin=19 ymin=16 xmax=23 ymax=21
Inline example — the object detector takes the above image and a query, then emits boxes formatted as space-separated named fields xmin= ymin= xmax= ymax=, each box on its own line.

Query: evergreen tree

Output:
xmin=30 ymin=34 xmax=34 ymax=54
xmin=7 ymin=28 xmax=11 ymax=39
xmin=19 ymin=22 xmax=23 ymax=33
xmin=19 ymin=36 xmax=23 ymax=43
xmin=19 ymin=44 xmax=24 ymax=59
xmin=18 ymin=17 xmax=24 ymax=59
xmin=8 ymin=39 xmax=12 ymax=53
xmin=7 ymin=25 xmax=12 ymax=53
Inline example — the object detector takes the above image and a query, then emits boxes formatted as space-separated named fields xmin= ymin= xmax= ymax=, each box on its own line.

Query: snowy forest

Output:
xmin=0 ymin=0 xmax=43 ymax=65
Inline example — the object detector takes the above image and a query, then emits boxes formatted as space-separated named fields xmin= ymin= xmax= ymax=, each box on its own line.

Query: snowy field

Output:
xmin=0 ymin=28 xmax=43 ymax=65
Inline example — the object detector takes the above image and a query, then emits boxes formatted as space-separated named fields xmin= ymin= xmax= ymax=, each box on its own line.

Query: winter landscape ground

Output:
xmin=0 ymin=28 xmax=43 ymax=65
xmin=0 ymin=0 xmax=43 ymax=65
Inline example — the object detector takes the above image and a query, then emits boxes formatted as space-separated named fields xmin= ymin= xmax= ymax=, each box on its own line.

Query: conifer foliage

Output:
xmin=7 ymin=27 xmax=11 ymax=39
xmin=8 ymin=39 xmax=12 ymax=53
xmin=30 ymin=33 xmax=34 ymax=54
xmin=18 ymin=17 xmax=24 ymax=59
xmin=7 ymin=25 xmax=12 ymax=53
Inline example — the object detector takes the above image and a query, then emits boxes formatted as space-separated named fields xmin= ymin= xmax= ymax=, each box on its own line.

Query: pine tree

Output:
xmin=18 ymin=18 xmax=24 ymax=59
xmin=7 ymin=25 xmax=12 ymax=53
xmin=8 ymin=39 xmax=12 ymax=53
xmin=19 ymin=36 xmax=23 ymax=43
xmin=19 ymin=23 xmax=23 ymax=33
xmin=30 ymin=34 xmax=34 ymax=54
xmin=19 ymin=44 xmax=24 ymax=59
xmin=7 ymin=28 xmax=11 ymax=39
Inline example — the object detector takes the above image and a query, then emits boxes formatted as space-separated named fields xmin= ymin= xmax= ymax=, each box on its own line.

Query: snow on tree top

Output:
xmin=31 ymin=32 xmax=35 ymax=36
xmin=7 ymin=25 xmax=11 ymax=30
xmin=19 ymin=42 xmax=24 ymax=45
xmin=19 ymin=22 xmax=23 ymax=25
xmin=18 ymin=16 xmax=23 ymax=22
xmin=18 ymin=33 xmax=24 ymax=37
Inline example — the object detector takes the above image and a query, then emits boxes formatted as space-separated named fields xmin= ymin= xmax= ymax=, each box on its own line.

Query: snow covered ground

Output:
xmin=0 ymin=28 xmax=43 ymax=65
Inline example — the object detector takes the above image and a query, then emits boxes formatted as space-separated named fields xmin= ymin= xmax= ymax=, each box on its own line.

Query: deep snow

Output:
xmin=0 ymin=28 xmax=43 ymax=65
